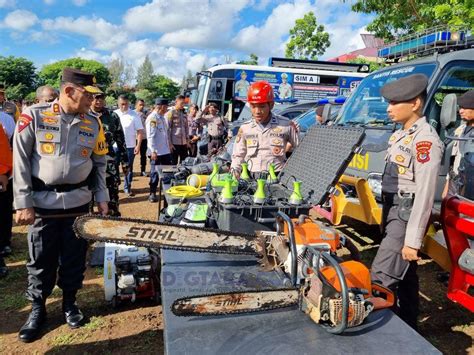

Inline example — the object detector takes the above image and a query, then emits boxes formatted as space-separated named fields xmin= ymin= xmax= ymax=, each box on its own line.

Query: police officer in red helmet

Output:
xmin=231 ymin=81 xmax=299 ymax=177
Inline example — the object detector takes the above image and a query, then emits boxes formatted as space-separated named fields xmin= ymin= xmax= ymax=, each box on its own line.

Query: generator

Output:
xmin=103 ymin=243 xmax=160 ymax=307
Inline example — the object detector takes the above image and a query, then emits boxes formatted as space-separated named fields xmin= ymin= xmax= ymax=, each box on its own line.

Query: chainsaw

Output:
xmin=73 ymin=212 xmax=394 ymax=334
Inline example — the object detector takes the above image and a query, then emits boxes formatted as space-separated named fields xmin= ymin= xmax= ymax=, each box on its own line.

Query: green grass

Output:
xmin=0 ymin=293 xmax=29 ymax=311
xmin=83 ymin=316 xmax=107 ymax=331
xmin=49 ymin=332 xmax=90 ymax=347
xmin=95 ymin=266 xmax=104 ymax=276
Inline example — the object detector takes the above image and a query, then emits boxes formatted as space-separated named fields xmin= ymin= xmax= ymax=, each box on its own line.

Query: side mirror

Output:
xmin=440 ymin=93 xmax=457 ymax=129
xmin=322 ymin=104 xmax=332 ymax=124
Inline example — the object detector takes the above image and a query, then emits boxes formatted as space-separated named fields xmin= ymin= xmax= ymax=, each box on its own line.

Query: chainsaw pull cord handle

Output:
xmin=315 ymin=249 xmax=349 ymax=335
xmin=276 ymin=211 xmax=298 ymax=287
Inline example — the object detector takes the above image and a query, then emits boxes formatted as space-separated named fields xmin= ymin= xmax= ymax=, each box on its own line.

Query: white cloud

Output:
xmin=75 ymin=47 xmax=111 ymax=62
xmin=125 ymin=0 xmax=250 ymax=49
xmin=72 ymin=0 xmax=87 ymax=6
xmin=42 ymin=16 xmax=128 ymax=50
xmin=43 ymin=0 xmax=55 ymax=4
xmin=233 ymin=0 xmax=371 ymax=60
xmin=233 ymin=0 xmax=314 ymax=57
xmin=2 ymin=10 xmax=39 ymax=31
xmin=0 ymin=0 xmax=16 ymax=8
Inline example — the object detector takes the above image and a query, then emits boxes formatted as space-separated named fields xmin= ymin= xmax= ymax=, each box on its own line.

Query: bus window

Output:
xmin=196 ymin=76 xmax=208 ymax=108
xmin=426 ymin=62 xmax=474 ymax=139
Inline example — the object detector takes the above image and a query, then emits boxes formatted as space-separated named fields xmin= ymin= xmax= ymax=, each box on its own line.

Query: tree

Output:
xmin=346 ymin=0 xmax=474 ymax=41
xmin=237 ymin=53 xmax=259 ymax=65
xmin=0 ymin=56 xmax=37 ymax=98
xmin=135 ymin=88 xmax=154 ymax=105
xmin=148 ymin=74 xmax=180 ymax=99
xmin=346 ymin=58 xmax=385 ymax=72
xmin=285 ymin=12 xmax=330 ymax=60
xmin=107 ymin=57 xmax=134 ymax=93
xmin=136 ymin=55 xmax=154 ymax=89
xmin=38 ymin=58 xmax=110 ymax=89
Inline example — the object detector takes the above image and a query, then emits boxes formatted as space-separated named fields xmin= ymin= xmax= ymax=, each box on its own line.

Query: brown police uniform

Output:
xmin=165 ymin=107 xmax=188 ymax=164
xmin=371 ymin=74 xmax=443 ymax=329
xmin=231 ymin=114 xmax=299 ymax=174
xmin=196 ymin=111 xmax=228 ymax=152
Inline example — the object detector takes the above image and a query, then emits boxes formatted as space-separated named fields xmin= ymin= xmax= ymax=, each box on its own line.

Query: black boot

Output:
xmin=18 ymin=299 xmax=46 ymax=343
xmin=63 ymin=290 xmax=84 ymax=329
xmin=148 ymin=193 xmax=158 ymax=203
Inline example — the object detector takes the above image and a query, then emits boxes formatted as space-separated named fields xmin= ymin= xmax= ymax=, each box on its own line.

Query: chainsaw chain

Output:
xmin=73 ymin=214 xmax=260 ymax=256
xmin=171 ymin=287 xmax=299 ymax=317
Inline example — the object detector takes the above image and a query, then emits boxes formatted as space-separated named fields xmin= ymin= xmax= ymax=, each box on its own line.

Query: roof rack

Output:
xmin=268 ymin=57 xmax=369 ymax=73
xmin=378 ymin=25 xmax=471 ymax=61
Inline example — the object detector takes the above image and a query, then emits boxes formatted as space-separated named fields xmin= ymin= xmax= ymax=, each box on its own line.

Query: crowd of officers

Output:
xmin=0 ymin=66 xmax=473 ymax=343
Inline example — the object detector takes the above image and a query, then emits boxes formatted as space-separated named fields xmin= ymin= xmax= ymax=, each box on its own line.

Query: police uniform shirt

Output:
xmin=114 ymin=108 xmax=143 ymax=148
xmin=278 ymin=83 xmax=292 ymax=99
xmin=13 ymin=101 xmax=109 ymax=210
xmin=146 ymin=111 xmax=171 ymax=156
xmin=231 ymin=114 xmax=299 ymax=173
xmin=382 ymin=117 xmax=444 ymax=249
xmin=196 ymin=112 xmax=228 ymax=137
xmin=165 ymin=108 xmax=188 ymax=145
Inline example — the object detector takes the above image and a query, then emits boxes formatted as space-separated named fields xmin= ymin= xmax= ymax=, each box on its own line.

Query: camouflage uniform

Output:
xmin=92 ymin=109 xmax=129 ymax=216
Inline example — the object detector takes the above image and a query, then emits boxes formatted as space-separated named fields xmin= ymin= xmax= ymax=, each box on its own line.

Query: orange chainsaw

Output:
xmin=74 ymin=212 xmax=394 ymax=334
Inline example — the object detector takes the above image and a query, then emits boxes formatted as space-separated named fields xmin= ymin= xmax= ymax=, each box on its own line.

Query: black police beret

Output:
xmin=316 ymin=105 xmax=325 ymax=117
xmin=61 ymin=67 xmax=102 ymax=94
xmin=459 ymin=90 xmax=474 ymax=109
xmin=381 ymin=73 xmax=428 ymax=102
xmin=155 ymin=98 xmax=169 ymax=105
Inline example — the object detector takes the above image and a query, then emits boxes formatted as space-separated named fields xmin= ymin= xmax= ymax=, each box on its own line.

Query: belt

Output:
xmin=32 ymin=176 xmax=89 ymax=193
xmin=209 ymin=135 xmax=224 ymax=140
xmin=382 ymin=192 xmax=415 ymax=205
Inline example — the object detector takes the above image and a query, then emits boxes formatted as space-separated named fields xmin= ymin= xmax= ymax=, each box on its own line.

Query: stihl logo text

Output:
xmin=126 ymin=226 xmax=177 ymax=242
xmin=215 ymin=298 xmax=243 ymax=307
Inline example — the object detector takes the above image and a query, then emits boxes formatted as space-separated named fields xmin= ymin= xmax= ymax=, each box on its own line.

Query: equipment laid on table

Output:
xmin=103 ymin=243 xmax=160 ymax=307
xmin=207 ymin=126 xmax=366 ymax=234
xmin=74 ymin=212 xmax=394 ymax=334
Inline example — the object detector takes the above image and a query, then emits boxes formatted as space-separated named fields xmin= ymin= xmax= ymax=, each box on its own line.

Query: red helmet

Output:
xmin=247 ymin=81 xmax=274 ymax=104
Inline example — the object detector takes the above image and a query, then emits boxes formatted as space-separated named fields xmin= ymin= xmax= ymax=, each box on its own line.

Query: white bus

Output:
xmin=191 ymin=57 xmax=369 ymax=121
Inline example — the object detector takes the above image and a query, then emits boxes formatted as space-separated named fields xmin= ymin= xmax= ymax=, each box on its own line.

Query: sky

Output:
xmin=0 ymin=0 xmax=373 ymax=82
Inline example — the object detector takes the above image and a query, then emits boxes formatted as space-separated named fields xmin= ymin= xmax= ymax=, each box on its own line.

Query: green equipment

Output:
xmin=219 ymin=179 xmax=234 ymax=204
xmin=240 ymin=162 xmax=250 ymax=181
xmin=253 ymin=179 xmax=267 ymax=204
xmin=289 ymin=180 xmax=303 ymax=205
xmin=267 ymin=163 xmax=278 ymax=184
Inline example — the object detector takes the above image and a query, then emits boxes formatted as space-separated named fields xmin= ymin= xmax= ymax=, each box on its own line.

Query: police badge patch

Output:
xmin=415 ymin=141 xmax=432 ymax=163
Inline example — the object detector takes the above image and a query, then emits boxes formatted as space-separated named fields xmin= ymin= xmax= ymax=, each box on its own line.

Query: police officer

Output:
xmin=13 ymin=68 xmax=109 ymax=342
xmin=91 ymin=93 xmax=129 ymax=216
xmin=165 ymin=94 xmax=189 ymax=164
xmin=443 ymin=90 xmax=474 ymax=200
xmin=0 ymin=124 xmax=12 ymax=278
xmin=146 ymin=98 xmax=173 ymax=202
xmin=231 ymin=81 xmax=299 ymax=177
xmin=0 ymin=83 xmax=20 ymax=121
xmin=371 ymin=74 xmax=444 ymax=330
xmin=197 ymin=102 xmax=229 ymax=154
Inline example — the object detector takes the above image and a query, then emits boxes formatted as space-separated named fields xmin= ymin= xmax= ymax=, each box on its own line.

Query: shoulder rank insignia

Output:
xmin=18 ymin=114 xmax=33 ymax=133
xmin=415 ymin=141 xmax=432 ymax=163
xmin=53 ymin=103 xmax=60 ymax=113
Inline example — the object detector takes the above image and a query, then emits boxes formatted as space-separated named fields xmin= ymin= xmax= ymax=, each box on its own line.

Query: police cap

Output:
xmin=316 ymin=105 xmax=325 ymax=117
xmin=155 ymin=98 xmax=169 ymax=105
xmin=459 ymin=90 xmax=474 ymax=109
xmin=61 ymin=67 xmax=102 ymax=94
xmin=381 ymin=74 xmax=428 ymax=102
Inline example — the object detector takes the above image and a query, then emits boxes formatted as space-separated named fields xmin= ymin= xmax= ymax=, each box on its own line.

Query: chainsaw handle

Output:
xmin=276 ymin=211 xmax=298 ymax=287
xmin=308 ymin=248 xmax=349 ymax=334
xmin=370 ymin=283 xmax=395 ymax=309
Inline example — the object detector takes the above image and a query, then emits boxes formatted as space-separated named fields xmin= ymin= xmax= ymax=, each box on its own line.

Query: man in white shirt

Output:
xmin=146 ymin=98 xmax=173 ymax=202
xmin=114 ymin=95 xmax=144 ymax=196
